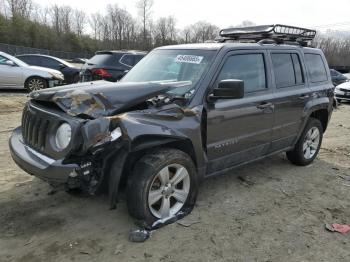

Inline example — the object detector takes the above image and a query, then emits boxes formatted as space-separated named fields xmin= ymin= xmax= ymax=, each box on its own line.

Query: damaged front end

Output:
xmin=10 ymin=80 xmax=204 ymax=210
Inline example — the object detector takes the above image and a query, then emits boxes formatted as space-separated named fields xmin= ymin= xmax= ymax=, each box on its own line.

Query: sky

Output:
xmin=34 ymin=0 xmax=350 ymax=31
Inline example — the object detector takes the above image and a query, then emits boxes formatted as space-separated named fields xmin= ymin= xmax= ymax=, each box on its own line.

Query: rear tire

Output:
xmin=126 ymin=148 xmax=198 ymax=225
xmin=287 ymin=118 xmax=323 ymax=166
xmin=25 ymin=77 xmax=48 ymax=92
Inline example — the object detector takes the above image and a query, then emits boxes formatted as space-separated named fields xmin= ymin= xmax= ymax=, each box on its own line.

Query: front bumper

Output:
xmin=335 ymin=90 xmax=350 ymax=101
xmin=9 ymin=127 xmax=79 ymax=184
xmin=48 ymin=79 xmax=63 ymax=87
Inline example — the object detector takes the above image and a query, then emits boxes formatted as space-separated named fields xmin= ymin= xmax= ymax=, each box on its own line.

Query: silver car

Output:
xmin=0 ymin=51 xmax=64 ymax=91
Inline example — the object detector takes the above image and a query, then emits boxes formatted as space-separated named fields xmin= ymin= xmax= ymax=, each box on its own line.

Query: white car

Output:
xmin=0 ymin=51 xmax=64 ymax=91
xmin=334 ymin=80 xmax=350 ymax=102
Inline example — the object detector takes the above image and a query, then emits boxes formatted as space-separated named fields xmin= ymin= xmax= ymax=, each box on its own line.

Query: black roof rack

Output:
xmin=218 ymin=24 xmax=316 ymax=46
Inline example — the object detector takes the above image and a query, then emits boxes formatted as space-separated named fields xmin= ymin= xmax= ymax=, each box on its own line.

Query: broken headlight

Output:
xmin=55 ymin=123 xmax=72 ymax=150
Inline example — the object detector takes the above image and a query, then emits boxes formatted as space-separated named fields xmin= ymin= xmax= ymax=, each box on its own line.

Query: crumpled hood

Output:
xmin=29 ymin=80 xmax=184 ymax=118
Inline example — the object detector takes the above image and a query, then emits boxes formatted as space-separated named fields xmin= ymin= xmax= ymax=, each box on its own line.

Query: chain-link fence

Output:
xmin=0 ymin=43 xmax=93 ymax=60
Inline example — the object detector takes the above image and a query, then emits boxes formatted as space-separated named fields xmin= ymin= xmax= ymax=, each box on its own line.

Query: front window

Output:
xmin=121 ymin=49 xmax=216 ymax=96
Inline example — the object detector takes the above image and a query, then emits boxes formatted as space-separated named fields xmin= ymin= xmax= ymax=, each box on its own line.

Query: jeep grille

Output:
xmin=21 ymin=106 xmax=50 ymax=153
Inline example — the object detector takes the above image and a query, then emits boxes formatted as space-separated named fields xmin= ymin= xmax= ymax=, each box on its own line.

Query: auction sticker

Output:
xmin=175 ymin=55 xmax=203 ymax=64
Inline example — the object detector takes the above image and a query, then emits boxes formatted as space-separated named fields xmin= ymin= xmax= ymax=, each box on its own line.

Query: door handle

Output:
xmin=257 ymin=102 xmax=273 ymax=109
xmin=299 ymin=94 xmax=310 ymax=100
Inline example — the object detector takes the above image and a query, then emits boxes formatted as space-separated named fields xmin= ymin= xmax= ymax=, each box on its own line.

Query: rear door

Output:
xmin=269 ymin=51 xmax=311 ymax=151
xmin=206 ymin=50 xmax=275 ymax=175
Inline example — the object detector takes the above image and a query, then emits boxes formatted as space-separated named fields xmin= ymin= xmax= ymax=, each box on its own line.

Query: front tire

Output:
xmin=127 ymin=148 xmax=198 ymax=225
xmin=287 ymin=118 xmax=323 ymax=166
xmin=25 ymin=77 xmax=48 ymax=92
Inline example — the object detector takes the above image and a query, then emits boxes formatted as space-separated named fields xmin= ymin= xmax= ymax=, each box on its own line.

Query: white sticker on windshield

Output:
xmin=175 ymin=55 xmax=203 ymax=64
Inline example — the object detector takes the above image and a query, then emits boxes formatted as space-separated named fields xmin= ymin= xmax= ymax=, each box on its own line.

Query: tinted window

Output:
xmin=134 ymin=55 xmax=144 ymax=64
xmin=18 ymin=56 xmax=38 ymax=65
xmin=330 ymin=69 xmax=338 ymax=76
xmin=271 ymin=54 xmax=295 ymax=88
xmin=120 ymin=54 xmax=134 ymax=67
xmin=39 ymin=57 xmax=60 ymax=68
xmin=272 ymin=53 xmax=304 ymax=88
xmin=291 ymin=54 xmax=304 ymax=85
xmin=305 ymin=54 xmax=328 ymax=82
xmin=88 ymin=53 xmax=114 ymax=66
xmin=217 ymin=54 xmax=266 ymax=93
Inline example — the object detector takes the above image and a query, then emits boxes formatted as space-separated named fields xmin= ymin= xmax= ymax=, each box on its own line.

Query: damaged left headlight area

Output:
xmin=65 ymin=116 xmax=126 ymax=194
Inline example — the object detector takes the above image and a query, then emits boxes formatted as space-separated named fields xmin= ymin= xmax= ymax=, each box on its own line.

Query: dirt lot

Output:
xmin=0 ymin=93 xmax=349 ymax=262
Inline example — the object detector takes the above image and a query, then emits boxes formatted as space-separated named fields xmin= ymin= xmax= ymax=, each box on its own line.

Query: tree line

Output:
xmin=1 ymin=0 xmax=350 ymax=67
xmin=0 ymin=0 xmax=220 ymax=54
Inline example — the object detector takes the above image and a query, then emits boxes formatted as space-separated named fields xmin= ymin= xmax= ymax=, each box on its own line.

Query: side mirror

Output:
xmin=211 ymin=79 xmax=244 ymax=100
xmin=5 ymin=60 xmax=16 ymax=66
xmin=59 ymin=63 xmax=66 ymax=69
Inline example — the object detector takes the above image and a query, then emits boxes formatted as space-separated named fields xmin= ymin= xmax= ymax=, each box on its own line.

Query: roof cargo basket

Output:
xmin=218 ymin=24 xmax=316 ymax=46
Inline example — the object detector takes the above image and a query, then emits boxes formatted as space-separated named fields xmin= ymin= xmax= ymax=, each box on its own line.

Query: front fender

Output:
xmin=116 ymin=105 xmax=207 ymax=170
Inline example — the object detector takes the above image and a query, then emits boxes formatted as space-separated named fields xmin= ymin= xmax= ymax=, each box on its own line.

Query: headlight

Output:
xmin=55 ymin=123 xmax=72 ymax=150
xmin=50 ymin=72 xmax=64 ymax=80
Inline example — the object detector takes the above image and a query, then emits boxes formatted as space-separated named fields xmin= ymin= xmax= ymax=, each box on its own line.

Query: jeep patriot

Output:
xmin=9 ymin=25 xmax=334 ymax=225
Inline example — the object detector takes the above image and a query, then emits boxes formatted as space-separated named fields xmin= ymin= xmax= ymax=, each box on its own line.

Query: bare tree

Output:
xmin=6 ymin=0 xmax=33 ymax=18
xmin=89 ymin=12 xmax=101 ymax=40
xmin=50 ymin=4 xmax=61 ymax=34
xmin=136 ymin=0 xmax=153 ymax=49
xmin=191 ymin=21 xmax=219 ymax=43
xmin=73 ymin=9 xmax=86 ymax=36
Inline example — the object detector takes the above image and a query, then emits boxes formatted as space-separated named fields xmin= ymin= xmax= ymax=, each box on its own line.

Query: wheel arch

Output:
xmin=118 ymin=135 xmax=198 ymax=194
xmin=310 ymin=108 xmax=329 ymax=132
xmin=24 ymin=75 xmax=49 ymax=87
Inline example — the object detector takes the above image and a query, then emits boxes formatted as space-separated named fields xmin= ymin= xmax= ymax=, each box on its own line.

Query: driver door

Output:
xmin=0 ymin=55 xmax=23 ymax=88
xmin=206 ymin=50 xmax=275 ymax=175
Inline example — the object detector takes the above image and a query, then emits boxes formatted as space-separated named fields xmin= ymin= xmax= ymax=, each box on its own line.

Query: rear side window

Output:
xmin=120 ymin=54 xmax=134 ymax=67
xmin=88 ymin=53 xmax=114 ymax=66
xmin=18 ymin=56 xmax=35 ymax=65
xmin=217 ymin=54 xmax=266 ymax=93
xmin=271 ymin=53 xmax=304 ymax=88
xmin=134 ymin=55 xmax=144 ymax=64
xmin=39 ymin=57 xmax=60 ymax=68
xmin=305 ymin=54 xmax=328 ymax=82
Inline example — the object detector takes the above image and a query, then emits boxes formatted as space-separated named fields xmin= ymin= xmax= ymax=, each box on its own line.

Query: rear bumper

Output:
xmin=9 ymin=127 xmax=79 ymax=184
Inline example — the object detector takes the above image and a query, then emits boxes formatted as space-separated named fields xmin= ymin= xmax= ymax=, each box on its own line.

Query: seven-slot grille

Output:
xmin=21 ymin=105 xmax=50 ymax=153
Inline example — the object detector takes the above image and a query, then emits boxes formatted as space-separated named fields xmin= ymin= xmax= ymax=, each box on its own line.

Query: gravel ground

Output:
xmin=0 ymin=94 xmax=349 ymax=262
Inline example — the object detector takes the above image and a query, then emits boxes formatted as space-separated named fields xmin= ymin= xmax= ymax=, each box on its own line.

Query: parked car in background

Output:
xmin=80 ymin=50 xmax=146 ymax=82
xmin=71 ymin=58 xmax=87 ymax=64
xmin=17 ymin=54 xmax=80 ymax=84
xmin=330 ymin=69 xmax=348 ymax=86
xmin=0 ymin=51 xmax=64 ymax=91
xmin=334 ymin=81 xmax=350 ymax=102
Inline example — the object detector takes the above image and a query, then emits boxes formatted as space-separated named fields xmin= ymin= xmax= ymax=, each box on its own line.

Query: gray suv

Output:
xmin=9 ymin=25 xmax=334 ymax=225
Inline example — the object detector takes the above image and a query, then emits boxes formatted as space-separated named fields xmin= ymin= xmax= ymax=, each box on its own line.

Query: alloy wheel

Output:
xmin=148 ymin=164 xmax=190 ymax=219
xmin=303 ymin=127 xmax=320 ymax=159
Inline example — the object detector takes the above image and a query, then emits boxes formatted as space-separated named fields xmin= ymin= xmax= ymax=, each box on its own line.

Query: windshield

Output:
xmin=121 ymin=49 xmax=215 ymax=96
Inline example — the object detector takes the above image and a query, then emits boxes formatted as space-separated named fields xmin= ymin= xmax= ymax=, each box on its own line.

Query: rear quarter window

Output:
xmin=305 ymin=54 xmax=328 ymax=83
xmin=88 ymin=53 xmax=118 ymax=66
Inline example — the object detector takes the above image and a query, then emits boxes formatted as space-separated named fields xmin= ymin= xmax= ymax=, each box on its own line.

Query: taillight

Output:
xmin=91 ymin=68 xmax=112 ymax=78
